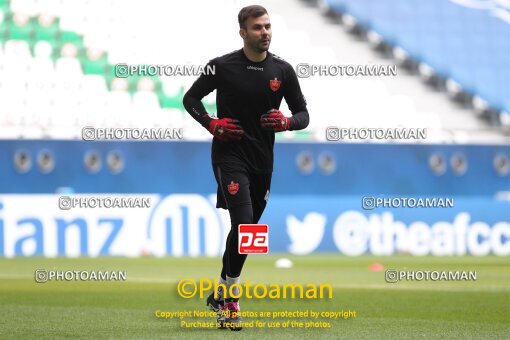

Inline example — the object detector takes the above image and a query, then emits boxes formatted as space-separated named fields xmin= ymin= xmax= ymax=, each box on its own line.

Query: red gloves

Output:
xmin=260 ymin=109 xmax=291 ymax=132
xmin=206 ymin=110 xmax=290 ymax=142
xmin=208 ymin=118 xmax=244 ymax=141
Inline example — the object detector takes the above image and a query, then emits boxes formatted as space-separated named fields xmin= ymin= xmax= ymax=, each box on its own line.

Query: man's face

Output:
xmin=241 ymin=14 xmax=272 ymax=52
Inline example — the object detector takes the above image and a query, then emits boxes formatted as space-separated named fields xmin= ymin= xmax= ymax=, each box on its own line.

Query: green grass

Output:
xmin=0 ymin=255 xmax=509 ymax=339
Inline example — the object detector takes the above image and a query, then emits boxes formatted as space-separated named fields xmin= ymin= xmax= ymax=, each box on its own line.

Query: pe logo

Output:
xmin=238 ymin=224 xmax=269 ymax=254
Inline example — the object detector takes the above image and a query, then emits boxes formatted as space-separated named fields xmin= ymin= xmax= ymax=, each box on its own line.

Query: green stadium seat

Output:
xmin=0 ymin=1 xmax=209 ymax=131
xmin=204 ymin=102 xmax=216 ymax=115
xmin=103 ymin=64 xmax=140 ymax=94
xmin=34 ymin=16 xmax=59 ymax=41
xmin=0 ymin=3 xmax=9 ymax=20
xmin=127 ymin=74 xmax=140 ymax=94
xmin=81 ymin=48 xmax=108 ymax=75
xmin=7 ymin=16 xmax=35 ymax=40
xmin=275 ymin=132 xmax=291 ymax=140
xmin=0 ymin=15 xmax=6 ymax=44
xmin=54 ymin=40 xmax=83 ymax=59
xmin=159 ymin=91 xmax=183 ymax=109
xmin=294 ymin=130 xmax=312 ymax=139
xmin=103 ymin=65 xmax=117 ymax=89
xmin=59 ymin=30 xmax=82 ymax=43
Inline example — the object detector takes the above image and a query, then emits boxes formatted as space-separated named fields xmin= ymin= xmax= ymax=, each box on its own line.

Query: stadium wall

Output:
xmin=0 ymin=141 xmax=509 ymax=257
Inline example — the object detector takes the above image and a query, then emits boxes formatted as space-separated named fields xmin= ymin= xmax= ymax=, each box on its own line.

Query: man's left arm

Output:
xmin=283 ymin=65 xmax=309 ymax=131
xmin=260 ymin=65 xmax=310 ymax=132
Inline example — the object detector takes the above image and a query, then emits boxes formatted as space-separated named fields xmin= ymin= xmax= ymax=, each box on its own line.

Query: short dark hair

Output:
xmin=238 ymin=5 xmax=268 ymax=29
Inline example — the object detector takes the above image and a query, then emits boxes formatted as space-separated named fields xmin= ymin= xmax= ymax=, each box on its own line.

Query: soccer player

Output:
xmin=183 ymin=5 xmax=309 ymax=330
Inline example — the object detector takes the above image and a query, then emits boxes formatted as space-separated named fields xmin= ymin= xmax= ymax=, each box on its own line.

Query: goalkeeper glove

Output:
xmin=260 ymin=109 xmax=291 ymax=132
xmin=208 ymin=117 xmax=244 ymax=141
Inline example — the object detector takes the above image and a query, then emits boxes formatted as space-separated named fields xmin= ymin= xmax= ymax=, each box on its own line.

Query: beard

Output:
xmin=258 ymin=42 xmax=270 ymax=52
xmin=248 ymin=38 xmax=270 ymax=53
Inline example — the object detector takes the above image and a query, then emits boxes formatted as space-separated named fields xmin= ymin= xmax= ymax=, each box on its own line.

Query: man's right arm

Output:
xmin=183 ymin=60 xmax=245 ymax=141
xmin=182 ymin=60 xmax=217 ymax=129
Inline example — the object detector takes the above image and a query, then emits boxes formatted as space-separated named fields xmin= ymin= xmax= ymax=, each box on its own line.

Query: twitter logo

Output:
xmin=286 ymin=212 xmax=326 ymax=255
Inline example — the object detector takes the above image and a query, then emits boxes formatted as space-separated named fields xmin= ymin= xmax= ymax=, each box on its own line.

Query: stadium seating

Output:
xmin=323 ymin=0 xmax=510 ymax=126
xmin=0 ymin=0 xmax=497 ymax=141
xmin=0 ymin=0 xmax=317 ymax=139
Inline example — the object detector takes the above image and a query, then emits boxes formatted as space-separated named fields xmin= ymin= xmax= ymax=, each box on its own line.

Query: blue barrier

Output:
xmin=1 ymin=140 xmax=509 ymax=195
xmin=0 ymin=194 xmax=508 ymax=257
xmin=0 ymin=140 xmax=509 ymax=257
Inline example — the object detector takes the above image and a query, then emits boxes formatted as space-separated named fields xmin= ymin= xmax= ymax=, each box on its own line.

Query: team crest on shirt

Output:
xmin=228 ymin=181 xmax=239 ymax=195
xmin=270 ymin=77 xmax=281 ymax=92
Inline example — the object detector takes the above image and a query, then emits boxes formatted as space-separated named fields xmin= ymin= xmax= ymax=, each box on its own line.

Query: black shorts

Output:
xmin=213 ymin=163 xmax=272 ymax=213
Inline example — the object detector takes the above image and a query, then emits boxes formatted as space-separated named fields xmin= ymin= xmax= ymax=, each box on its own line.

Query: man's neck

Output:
xmin=243 ymin=46 xmax=267 ymax=63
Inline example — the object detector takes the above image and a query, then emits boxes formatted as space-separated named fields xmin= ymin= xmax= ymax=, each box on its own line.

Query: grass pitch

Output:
xmin=0 ymin=255 xmax=509 ymax=339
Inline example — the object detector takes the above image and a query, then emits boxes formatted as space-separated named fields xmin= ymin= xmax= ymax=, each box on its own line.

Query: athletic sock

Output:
xmin=216 ymin=276 xmax=227 ymax=301
xmin=225 ymin=275 xmax=241 ymax=303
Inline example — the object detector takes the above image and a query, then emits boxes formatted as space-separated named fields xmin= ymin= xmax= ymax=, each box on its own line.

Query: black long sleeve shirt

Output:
xmin=183 ymin=48 xmax=309 ymax=173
